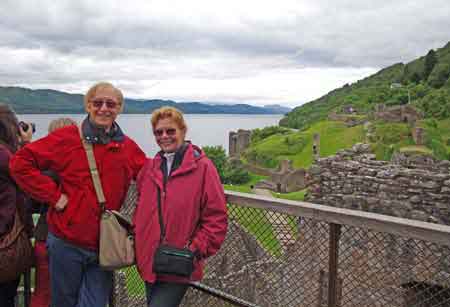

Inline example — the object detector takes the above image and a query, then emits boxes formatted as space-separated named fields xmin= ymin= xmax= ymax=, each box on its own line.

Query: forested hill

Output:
xmin=0 ymin=86 xmax=290 ymax=114
xmin=280 ymin=41 xmax=450 ymax=130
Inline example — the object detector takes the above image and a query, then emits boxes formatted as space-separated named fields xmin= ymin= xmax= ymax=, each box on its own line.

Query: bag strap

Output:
xmin=155 ymin=186 xmax=198 ymax=248
xmin=79 ymin=125 xmax=106 ymax=211
xmin=156 ymin=187 xmax=166 ymax=243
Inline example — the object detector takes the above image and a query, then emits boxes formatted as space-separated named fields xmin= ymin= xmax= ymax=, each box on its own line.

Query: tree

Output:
xmin=410 ymin=72 xmax=422 ymax=84
xmin=428 ymin=63 xmax=450 ymax=88
xmin=223 ymin=165 xmax=250 ymax=184
xmin=424 ymin=49 xmax=437 ymax=81
xmin=401 ymin=65 xmax=410 ymax=84
xmin=202 ymin=145 xmax=251 ymax=184
xmin=202 ymin=145 xmax=227 ymax=181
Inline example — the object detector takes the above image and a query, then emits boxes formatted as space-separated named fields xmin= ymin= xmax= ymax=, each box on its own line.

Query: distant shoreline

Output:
xmin=16 ymin=111 xmax=288 ymax=115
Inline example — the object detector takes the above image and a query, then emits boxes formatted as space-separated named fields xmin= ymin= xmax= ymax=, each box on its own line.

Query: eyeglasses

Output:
xmin=153 ymin=128 xmax=177 ymax=137
xmin=90 ymin=99 xmax=120 ymax=109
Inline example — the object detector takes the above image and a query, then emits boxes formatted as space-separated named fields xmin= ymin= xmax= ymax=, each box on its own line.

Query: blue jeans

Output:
xmin=145 ymin=281 xmax=189 ymax=307
xmin=46 ymin=232 xmax=112 ymax=307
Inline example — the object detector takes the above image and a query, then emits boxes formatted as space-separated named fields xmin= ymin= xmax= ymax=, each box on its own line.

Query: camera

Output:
xmin=19 ymin=121 xmax=36 ymax=134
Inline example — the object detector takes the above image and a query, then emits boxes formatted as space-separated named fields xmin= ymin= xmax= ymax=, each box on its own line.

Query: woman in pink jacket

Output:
xmin=134 ymin=106 xmax=228 ymax=307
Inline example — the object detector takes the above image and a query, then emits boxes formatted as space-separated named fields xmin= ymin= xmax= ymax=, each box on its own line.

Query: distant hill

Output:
xmin=280 ymin=41 xmax=450 ymax=130
xmin=0 ymin=86 xmax=291 ymax=114
xmin=263 ymin=104 xmax=292 ymax=114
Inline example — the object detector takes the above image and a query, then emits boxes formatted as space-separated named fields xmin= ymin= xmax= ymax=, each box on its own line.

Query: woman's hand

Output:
xmin=18 ymin=123 xmax=33 ymax=143
xmin=55 ymin=194 xmax=68 ymax=211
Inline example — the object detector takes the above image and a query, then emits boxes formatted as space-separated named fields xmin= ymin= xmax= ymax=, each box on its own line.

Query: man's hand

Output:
xmin=55 ymin=194 xmax=68 ymax=211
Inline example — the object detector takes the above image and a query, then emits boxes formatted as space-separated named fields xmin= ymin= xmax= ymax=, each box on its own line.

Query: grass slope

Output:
xmin=244 ymin=121 xmax=365 ymax=169
xmin=245 ymin=117 xmax=450 ymax=170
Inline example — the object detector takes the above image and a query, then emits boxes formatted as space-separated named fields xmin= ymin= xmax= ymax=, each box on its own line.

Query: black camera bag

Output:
xmin=153 ymin=244 xmax=194 ymax=277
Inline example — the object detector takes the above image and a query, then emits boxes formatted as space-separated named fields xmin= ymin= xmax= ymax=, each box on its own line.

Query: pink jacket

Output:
xmin=134 ymin=143 xmax=227 ymax=283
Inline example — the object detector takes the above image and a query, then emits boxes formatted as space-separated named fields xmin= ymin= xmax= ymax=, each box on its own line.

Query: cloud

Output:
xmin=0 ymin=0 xmax=448 ymax=107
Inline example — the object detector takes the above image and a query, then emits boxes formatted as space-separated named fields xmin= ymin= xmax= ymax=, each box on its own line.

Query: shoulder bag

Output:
xmin=152 ymin=187 xmax=195 ymax=277
xmin=0 ymin=208 xmax=34 ymax=282
xmin=80 ymin=128 xmax=136 ymax=270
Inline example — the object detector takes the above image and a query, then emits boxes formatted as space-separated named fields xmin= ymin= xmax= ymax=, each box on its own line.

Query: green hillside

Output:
xmin=280 ymin=42 xmax=450 ymax=130
xmin=244 ymin=121 xmax=365 ymax=169
xmin=245 ymin=118 xmax=450 ymax=170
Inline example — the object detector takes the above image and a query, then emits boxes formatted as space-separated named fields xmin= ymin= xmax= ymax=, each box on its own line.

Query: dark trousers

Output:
xmin=145 ymin=281 xmax=189 ymax=307
xmin=0 ymin=278 xmax=20 ymax=307
xmin=47 ymin=233 xmax=113 ymax=307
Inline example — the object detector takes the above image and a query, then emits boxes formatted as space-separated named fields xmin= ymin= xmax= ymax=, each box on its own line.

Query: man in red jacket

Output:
xmin=10 ymin=82 xmax=146 ymax=307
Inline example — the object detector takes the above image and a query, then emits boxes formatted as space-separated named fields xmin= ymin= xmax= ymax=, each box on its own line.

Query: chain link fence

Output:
xmin=18 ymin=188 xmax=450 ymax=307
xmin=113 ymin=191 xmax=450 ymax=307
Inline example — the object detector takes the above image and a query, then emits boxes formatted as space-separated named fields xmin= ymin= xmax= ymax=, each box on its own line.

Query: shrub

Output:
xmin=223 ymin=165 xmax=250 ymax=185
xmin=245 ymin=149 xmax=278 ymax=168
xmin=251 ymin=126 xmax=290 ymax=144
xmin=203 ymin=145 xmax=227 ymax=180
xmin=203 ymin=145 xmax=251 ymax=184
xmin=428 ymin=63 xmax=450 ymax=88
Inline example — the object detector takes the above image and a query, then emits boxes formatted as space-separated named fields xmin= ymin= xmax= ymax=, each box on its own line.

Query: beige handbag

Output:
xmin=80 ymin=127 xmax=136 ymax=270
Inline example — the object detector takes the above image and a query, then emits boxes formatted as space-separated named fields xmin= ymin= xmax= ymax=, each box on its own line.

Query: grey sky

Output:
xmin=0 ymin=0 xmax=449 ymax=107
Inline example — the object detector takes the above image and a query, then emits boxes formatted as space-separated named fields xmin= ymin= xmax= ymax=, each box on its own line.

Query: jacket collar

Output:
xmin=81 ymin=116 xmax=124 ymax=144
xmin=151 ymin=142 xmax=204 ymax=187
xmin=158 ymin=142 xmax=189 ymax=178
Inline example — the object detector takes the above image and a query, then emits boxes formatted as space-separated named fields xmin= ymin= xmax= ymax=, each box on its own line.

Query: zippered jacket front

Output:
xmin=134 ymin=143 xmax=228 ymax=283
xmin=10 ymin=124 xmax=146 ymax=250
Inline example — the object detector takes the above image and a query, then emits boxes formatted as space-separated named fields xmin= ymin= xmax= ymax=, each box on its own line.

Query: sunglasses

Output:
xmin=154 ymin=128 xmax=177 ymax=137
xmin=90 ymin=99 xmax=120 ymax=109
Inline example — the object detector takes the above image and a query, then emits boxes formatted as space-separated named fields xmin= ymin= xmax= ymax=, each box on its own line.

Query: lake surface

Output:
xmin=20 ymin=114 xmax=283 ymax=156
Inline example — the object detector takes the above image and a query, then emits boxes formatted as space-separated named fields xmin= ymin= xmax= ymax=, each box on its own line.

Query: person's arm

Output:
xmin=189 ymin=159 xmax=228 ymax=259
xmin=9 ymin=130 xmax=66 ymax=207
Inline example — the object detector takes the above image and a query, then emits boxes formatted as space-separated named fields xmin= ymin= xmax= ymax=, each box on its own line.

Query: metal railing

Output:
xmin=115 ymin=190 xmax=450 ymax=306
xmin=20 ymin=190 xmax=450 ymax=306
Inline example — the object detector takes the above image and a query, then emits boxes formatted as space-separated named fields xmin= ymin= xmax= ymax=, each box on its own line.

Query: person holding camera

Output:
xmin=0 ymin=103 xmax=33 ymax=307
xmin=10 ymin=82 xmax=146 ymax=307
xmin=133 ymin=106 xmax=228 ymax=307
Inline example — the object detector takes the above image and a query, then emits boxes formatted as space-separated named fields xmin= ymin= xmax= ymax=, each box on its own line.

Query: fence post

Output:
xmin=328 ymin=223 xmax=341 ymax=307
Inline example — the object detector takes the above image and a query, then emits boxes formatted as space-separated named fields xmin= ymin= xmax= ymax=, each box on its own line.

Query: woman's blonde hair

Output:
xmin=84 ymin=82 xmax=124 ymax=112
xmin=48 ymin=117 xmax=77 ymax=133
xmin=151 ymin=106 xmax=187 ymax=131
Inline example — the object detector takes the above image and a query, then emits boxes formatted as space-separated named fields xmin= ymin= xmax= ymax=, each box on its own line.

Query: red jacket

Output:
xmin=9 ymin=125 xmax=146 ymax=250
xmin=134 ymin=143 xmax=228 ymax=283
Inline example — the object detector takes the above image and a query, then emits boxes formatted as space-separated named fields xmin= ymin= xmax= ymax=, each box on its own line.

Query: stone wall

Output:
xmin=373 ymin=104 xmax=423 ymax=124
xmin=412 ymin=126 xmax=426 ymax=145
xmin=201 ymin=146 xmax=450 ymax=306
xmin=327 ymin=112 xmax=367 ymax=127
xmin=307 ymin=143 xmax=450 ymax=224
xmin=253 ymin=160 xmax=309 ymax=193
xmin=229 ymin=129 xmax=251 ymax=157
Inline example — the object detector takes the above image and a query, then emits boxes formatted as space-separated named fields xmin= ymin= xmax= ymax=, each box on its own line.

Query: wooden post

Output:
xmin=328 ymin=223 xmax=341 ymax=307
